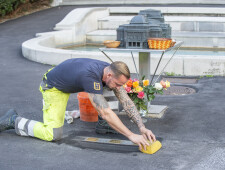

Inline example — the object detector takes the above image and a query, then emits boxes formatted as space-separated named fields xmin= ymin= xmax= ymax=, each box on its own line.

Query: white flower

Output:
xmin=154 ymin=83 xmax=163 ymax=90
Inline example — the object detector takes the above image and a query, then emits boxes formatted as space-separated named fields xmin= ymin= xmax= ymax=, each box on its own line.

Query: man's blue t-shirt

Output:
xmin=46 ymin=58 xmax=110 ymax=94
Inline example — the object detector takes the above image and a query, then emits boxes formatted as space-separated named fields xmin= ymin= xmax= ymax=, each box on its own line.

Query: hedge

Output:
xmin=0 ymin=0 xmax=52 ymax=17
xmin=0 ymin=0 xmax=26 ymax=16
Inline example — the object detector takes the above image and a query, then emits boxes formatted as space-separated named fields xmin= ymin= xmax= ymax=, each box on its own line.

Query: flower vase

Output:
xmin=146 ymin=101 xmax=151 ymax=113
xmin=139 ymin=108 xmax=147 ymax=117
xmin=137 ymin=107 xmax=148 ymax=124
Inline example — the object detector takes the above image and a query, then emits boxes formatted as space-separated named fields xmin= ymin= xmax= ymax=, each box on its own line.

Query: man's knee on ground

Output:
xmin=41 ymin=126 xmax=63 ymax=142
xmin=52 ymin=127 xmax=63 ymax=141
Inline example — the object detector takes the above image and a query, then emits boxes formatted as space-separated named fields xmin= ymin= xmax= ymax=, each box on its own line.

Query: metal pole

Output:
xmin=100 ymin=51 xmax=113 ymax=63
xmin=149 ymin=51 xmax=165 ymax=86
xmin=153 ymin=44 xmax=182 ymax=84
xmin=131 ymin=51 xmax=139 ymax=79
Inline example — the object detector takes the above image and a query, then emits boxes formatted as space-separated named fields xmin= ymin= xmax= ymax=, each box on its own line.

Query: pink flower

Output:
xmin=137 ymin=91 xmax=145 ymax=99
xmin=125 ymin=86 xmax=132 ymax=93
xmin=160 ymin=80 xmax=166 ymax=88
xmin=133 ymin=78 xmax=139 ymax=82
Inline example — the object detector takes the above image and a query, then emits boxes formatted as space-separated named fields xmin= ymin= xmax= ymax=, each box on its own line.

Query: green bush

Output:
xmin=29 ymin=0 xmax=53 ymax=4
xmin=29 ymin=0 xmax=39 ymax=3
xmin=0 ymin=0 xmax=26 ymax=16
xmin=0 ymin=0 xmax=52 ymax=17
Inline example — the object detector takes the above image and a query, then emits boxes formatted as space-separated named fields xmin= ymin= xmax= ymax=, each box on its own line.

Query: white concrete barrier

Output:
xmin=22 ymin=34 xmax=225 ymax=76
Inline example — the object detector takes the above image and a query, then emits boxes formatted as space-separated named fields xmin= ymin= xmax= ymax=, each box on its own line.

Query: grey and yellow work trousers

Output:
xmin=15 ymin=70 xmax=70 ymax=141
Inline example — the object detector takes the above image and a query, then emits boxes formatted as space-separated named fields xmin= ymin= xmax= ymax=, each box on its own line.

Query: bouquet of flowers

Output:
xmin=123 ymin=77 xmax=170 ymax=112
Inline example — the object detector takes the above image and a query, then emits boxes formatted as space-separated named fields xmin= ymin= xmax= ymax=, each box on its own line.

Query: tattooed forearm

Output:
xmin=113 ymin=87 xmax=145 ymax=129
xmin=88 ymin=93 xmax=109 ymax=114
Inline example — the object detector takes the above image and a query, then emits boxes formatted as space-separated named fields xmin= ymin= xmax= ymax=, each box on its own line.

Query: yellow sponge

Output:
xmin=140 ymin=140 xmax=162 ymax=154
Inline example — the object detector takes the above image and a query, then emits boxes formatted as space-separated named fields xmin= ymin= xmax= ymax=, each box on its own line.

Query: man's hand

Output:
xmin=128 ymin=133 xmax=150 ymax=151
xmin=139 ymin=127 xmax=156 ymax=143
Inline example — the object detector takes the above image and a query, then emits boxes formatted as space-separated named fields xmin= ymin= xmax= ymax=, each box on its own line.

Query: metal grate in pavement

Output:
xmin=162 ymin=86 xmax=196 ymax=95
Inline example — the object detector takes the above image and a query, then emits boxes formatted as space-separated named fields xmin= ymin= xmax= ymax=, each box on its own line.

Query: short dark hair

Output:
xmin=109 ymin=61 xmax=130 ymax=79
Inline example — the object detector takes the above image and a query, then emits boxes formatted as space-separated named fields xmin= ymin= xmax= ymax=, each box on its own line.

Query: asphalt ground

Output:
xmin=0 ymin=5 xmax=225 ymax=170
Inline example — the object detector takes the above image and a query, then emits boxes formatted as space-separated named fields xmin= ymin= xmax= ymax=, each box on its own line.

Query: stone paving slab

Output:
xmin=161 ymin=77 xmax=198 ymax=84
xmin=119 ymin=105 xmax=168 ymax=118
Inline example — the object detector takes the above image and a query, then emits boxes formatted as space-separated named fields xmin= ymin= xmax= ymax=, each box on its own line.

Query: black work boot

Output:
xmin=0 ymin=109 xmax=18 ymax=132
xmin=95 ymin=116 xmax=118 ymax=134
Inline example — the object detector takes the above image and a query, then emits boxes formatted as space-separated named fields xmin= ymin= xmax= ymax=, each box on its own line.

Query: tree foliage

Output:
xmin=0 ymin=0 xmax=51 ymax=17
xmin=0 ymin=0 xmax=26 ymax=16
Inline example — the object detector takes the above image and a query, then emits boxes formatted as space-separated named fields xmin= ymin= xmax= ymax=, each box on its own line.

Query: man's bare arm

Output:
xmin=88 ymin=93 xmax=133 ymax=136
xmin=88 ymin=93 xmax=109 ymax=117
xmin=113 ymin=87 xmax=145 ymax=129
xmin=88 ymin=93 xmax=150 ymax=149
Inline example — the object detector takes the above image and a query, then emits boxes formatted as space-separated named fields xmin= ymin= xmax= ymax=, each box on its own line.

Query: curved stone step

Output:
xmin=108 ymin=7 xmax=225 ymax=16
xmin=59 ymin=0 xmax=225 ymax=6
xmin=173 ymin=31 xmax=225 ymax=48
xmin=98 ymin=15 xmax=225 ymax=32
xmin=165 ymin=16 xmax=225 ymax=32
xmin=98 ymin=16 xmax=132 ymax=30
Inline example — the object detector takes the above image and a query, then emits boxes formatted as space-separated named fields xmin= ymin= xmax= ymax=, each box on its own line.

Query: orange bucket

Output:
xmin=77 ymin=92 xmax=98 ymax=122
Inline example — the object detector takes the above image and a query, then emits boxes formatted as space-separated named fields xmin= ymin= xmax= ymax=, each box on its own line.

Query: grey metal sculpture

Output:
xmin=116 ymin=9 xmax=171 ymax=49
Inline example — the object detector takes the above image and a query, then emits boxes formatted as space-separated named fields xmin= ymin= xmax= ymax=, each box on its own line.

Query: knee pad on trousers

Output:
xmin=53 ymin=127 xmax=63 ymax=141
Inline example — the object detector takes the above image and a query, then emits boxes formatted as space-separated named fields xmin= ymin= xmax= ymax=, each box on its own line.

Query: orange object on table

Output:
xmin=148 ymin=38 xmax=172 ymax=50
xmin=103 ymin=40 xmax=120 ymax=48
xmin=77 ymin=92 xmax=98 ymax=122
